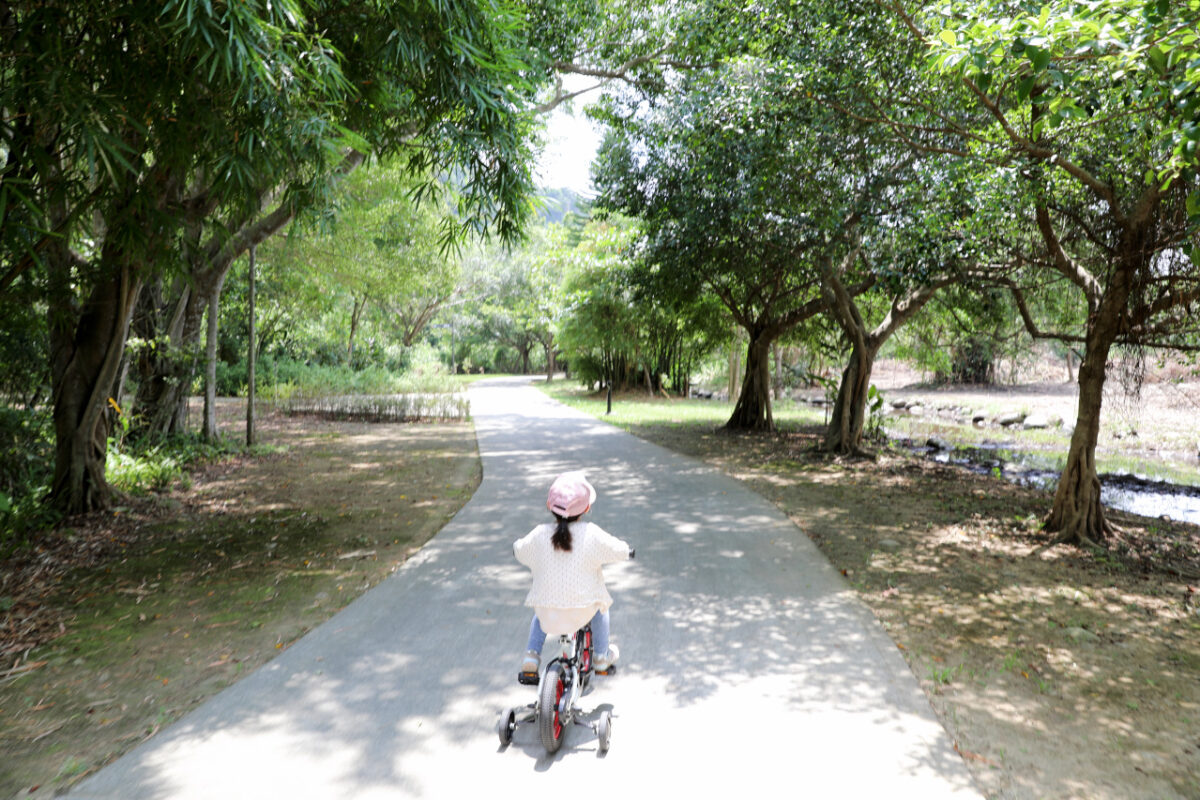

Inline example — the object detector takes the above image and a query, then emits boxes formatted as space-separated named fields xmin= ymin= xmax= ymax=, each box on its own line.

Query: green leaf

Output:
xmin=1148 ymin=46 xmax=1168 ymax=75
xmin=1029 ymin=46 xmax=1052 ymax=72
xmin=939 ymin=29 xmax=957 ymax=46
xmin=1187 ymin=190 xmax=1200 ymax=218
xmin=1018 ymin=75 xmax=1038 ymax=101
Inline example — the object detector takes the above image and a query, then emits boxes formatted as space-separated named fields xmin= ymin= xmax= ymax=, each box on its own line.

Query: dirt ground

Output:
xmin=0 ymin=403 xmax=480 ymax=798
xmin=622 ymin=360 xmax=1200 ymax=799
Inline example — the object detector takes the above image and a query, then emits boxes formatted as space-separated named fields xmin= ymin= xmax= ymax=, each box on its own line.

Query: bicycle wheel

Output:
xmin=538 ymin=662 xmax=567 ymax=754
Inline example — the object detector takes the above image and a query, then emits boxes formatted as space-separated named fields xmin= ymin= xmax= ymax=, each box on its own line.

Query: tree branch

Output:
xmin=1034 ymin=205 xmax=1103 ymax=306
xmin=996 ymin=275 xmax=1087 ymax=344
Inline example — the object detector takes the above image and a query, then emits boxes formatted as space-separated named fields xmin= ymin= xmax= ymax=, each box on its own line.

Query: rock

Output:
xmin=908 ymin=404 xmax=924 ymax=416
xmin=877 ymin=538 xmax=902 ymax=552
xmin=891 ymin=398 xmax=909 ymax=409
xmin=1064 ymin=626 xmax=1101 ymax=645
xmin=926 ymin=436 xmax=952 ymax=451
xmin=1022 ymin=412 xmax=1051 ymax=429
xmin=971 ymin=410 xmax=989 ymax=423
xmin=997 ymin=410 xmax=1026 ymax=426
xmin=1023 ymin=412 xmax=1063 ymax=429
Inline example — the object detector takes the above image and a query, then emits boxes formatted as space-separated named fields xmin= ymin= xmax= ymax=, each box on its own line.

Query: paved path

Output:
xmin=70 ymin=378 xmax=982 ymax=799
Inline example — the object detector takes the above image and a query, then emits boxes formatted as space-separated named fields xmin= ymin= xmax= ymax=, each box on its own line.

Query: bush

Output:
xmin=107 ymin=433 xmax=244 ymax=496
xmin=0 ymin=406 xmax=56 ymax=550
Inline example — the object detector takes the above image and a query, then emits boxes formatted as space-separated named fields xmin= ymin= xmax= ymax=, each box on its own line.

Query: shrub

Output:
xmin=0 ymin=406 xmax=56 ymax=549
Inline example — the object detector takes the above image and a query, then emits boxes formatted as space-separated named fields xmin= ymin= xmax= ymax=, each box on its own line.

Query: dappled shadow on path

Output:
xmin=72 ymin=379 xmax=979 ymax=798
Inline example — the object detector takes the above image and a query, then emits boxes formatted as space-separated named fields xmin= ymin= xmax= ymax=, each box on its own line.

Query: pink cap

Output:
xmin=546 ymin=471 xmax=596 ymax=518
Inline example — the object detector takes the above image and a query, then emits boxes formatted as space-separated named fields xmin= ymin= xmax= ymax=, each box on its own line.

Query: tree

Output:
xmin=817 ymin=159 xmax=985 ymax=454
xmin=887 ymin=0 xmax=1200 ymax=545
xmin=130 ymin=0 xmax=540 ymax=438
xmin=0 ymin=1 xmax=538 ymax=514
xmin=595 ymin=57 xmax=894 ymax=431
xmin=467 ymin=226 xmax=567 ymax=376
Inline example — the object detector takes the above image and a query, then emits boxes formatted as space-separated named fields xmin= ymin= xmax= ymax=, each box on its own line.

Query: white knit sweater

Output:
xmin=513 ymin=521 xmax=630 ymax=635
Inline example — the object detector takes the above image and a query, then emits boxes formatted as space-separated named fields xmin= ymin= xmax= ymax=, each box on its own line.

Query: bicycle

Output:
xmin=498 ymin=548 xmax=633 ymax=755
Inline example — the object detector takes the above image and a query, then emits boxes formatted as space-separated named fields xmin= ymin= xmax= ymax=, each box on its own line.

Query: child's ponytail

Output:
xmin=551 ymin=514 xmax=577 ymax=551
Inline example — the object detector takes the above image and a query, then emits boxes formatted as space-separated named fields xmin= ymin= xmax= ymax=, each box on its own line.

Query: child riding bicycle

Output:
xmin=513 ymin=471 xmax=631 ymax=682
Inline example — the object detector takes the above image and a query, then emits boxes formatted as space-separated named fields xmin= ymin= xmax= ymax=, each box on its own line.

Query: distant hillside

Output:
xmin=537 ymin=187 xmax=591 ymax=224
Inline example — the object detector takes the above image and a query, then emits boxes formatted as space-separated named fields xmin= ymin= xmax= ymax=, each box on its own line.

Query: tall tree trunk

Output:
xmin=131 ymin=150 xmax=365 ymax=436
xmin=202 ymin=276 xmax=224 ymax=441
xmin=246 ymin=246 xmax=257 ymax=447
xmin=819 ymin=260 xmax=948 ymax=455
xmin=1044 ymin=334 xmax=1115 ymax=546
xmin=727 ymin=332 xmax=741 ymax=402
xmin=132 ymin=279 xmax=196 ymax=436
xmin=824 ymin=342 xmax=876 ymax=455
xmin=773 ymin=344 xmax=783 ymax=400
xmin=726 ymin=330 xmax=775 ymax=431
xmin=48 ymin=266 xmax=143 ymax=513
xmin=347 ymin=294 xmax=367 ymax=364
xmin=1043 ymin=246 xmax=1136 ymax=546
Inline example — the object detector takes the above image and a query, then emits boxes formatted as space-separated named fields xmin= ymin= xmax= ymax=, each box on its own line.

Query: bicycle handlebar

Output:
xmin=628 ymin=547 xmax=635 ymax=559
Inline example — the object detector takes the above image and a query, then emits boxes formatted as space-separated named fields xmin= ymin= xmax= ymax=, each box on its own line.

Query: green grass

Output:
xmin=538 ymin=382 xmax=827 ymax=429
xmin=447 ymin=372 xmax=510 ymax=387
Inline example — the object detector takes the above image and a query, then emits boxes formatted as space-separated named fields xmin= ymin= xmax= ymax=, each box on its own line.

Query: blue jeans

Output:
xmin=526 ymin=610 xmax=609 ymax=657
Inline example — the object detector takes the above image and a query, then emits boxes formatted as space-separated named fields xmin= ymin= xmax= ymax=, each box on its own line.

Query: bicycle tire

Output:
xmin=538 ymin=662 xmax=567 ymax=754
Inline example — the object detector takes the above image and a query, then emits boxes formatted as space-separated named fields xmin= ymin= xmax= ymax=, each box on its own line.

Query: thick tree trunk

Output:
xmin=824 ymin=342 xmax=876 ymax=455
xmin=726 ymin=331 xmax=775 ymax=431
xmin=1044 ymin=338 xmax=1114 ymax=546
xmin=132 ymin=171 xmax=345 ymax=436
xmin=133 ymin=280 xmax=197 ymax=437
xmin=48 ymin=267 xmax=143 ymax=513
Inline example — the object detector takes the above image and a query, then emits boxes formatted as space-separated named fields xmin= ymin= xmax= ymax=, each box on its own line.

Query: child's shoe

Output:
xmin=593 ymin=643 xmax=619 ymax=673
xmin=517 ymin=650 xmax=540 ymax=685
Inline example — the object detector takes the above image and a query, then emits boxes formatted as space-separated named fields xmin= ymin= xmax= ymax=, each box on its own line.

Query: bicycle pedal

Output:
xmin=594 ymin=664 xmax=617 ymax=676
xmin=517 ymin=670 xmax=539 ymax=686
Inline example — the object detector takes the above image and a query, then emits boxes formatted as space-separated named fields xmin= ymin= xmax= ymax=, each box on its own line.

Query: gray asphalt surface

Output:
xmin=69 ymin=377 xmax=982 ymax=799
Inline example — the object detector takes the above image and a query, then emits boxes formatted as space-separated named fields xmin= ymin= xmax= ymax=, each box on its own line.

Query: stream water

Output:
xmin=896 ymin=438 xmax=1200 ymax=526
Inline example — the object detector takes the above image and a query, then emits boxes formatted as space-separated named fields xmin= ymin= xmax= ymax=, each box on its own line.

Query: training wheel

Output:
xmin=498 ymin=708 xmax=516 ymax=746
xmin=597 ymin=710 xmax=612 ymax=753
